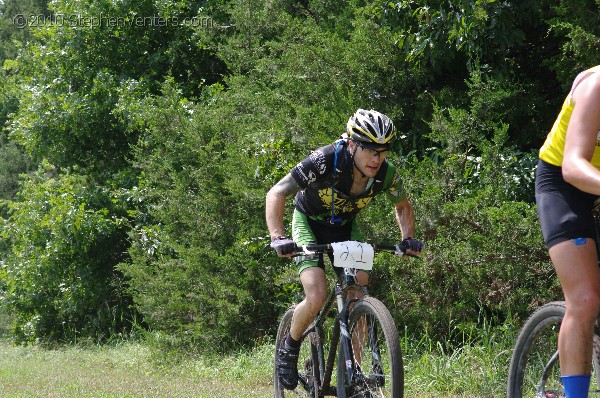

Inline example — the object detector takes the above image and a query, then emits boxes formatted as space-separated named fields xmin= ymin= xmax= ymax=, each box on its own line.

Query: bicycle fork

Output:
xmin=337 ymin=282 xmax=358 ymax=388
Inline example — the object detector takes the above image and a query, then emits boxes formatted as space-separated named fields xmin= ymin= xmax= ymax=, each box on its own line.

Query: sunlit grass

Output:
xmin=402 ymin=319 xmax=515 ymax=397
xmin=0 ymin=319 xmax=516 ymax=397
xmin=0 ymin=339 xmax=274 ymax=397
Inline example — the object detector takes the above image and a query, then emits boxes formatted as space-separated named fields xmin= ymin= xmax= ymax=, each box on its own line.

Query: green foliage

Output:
xmin=1 ymin=0 xmax=228 ymax=344
xmin=373 ymin=196 xmax=556 ymax=341
xmin=0 ymin=71 xmax=18 ymax=135
xmin=101 ymin=0 xmax=579 ymax=350
xmin=6 ymin=0 xmax=226 ymax=175
xmin=546 ymin=0 xmax=600 ymax=88
xmin=0 ymin=0 xmax=50 ymax=63
xmin=1 ymin=164 xmax=133 ymax=344
xmin=1 ymin=0 xmax=598 ymax=352
xmin=0 ymin=140 xmax=34 ymax=205
xmin=357 ymin=0 xmax=539 ymax=72
xmin=117 ymin=81 xmax=282 ymax=350
xmin=365 ymin=71 xmax=554 ymax=342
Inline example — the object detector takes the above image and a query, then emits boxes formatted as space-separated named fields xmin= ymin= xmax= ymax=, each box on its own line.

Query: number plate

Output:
xmin=330 ymin=241 xmax=374 ymax=270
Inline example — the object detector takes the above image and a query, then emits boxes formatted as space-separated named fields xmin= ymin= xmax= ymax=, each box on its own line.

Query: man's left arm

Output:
xmin=393 ymin=198 xmax=423 ymax=255
xmin=394 ymin=197 xmax=415 ymax=239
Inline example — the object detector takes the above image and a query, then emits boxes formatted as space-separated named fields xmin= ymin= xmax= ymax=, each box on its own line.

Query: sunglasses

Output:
xmin=357 ymin=143 xmax=389 ymax=158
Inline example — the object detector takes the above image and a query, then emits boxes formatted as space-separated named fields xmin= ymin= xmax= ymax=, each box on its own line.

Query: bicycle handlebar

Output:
xmin=294 ymin=242 xmax=410 ymax=255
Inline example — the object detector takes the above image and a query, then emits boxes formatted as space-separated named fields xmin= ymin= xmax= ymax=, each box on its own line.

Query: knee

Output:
xmin=304 ymin=288 xmax=328 ymax=315
xmin=567 ymin=289 xmax=600 ymax=321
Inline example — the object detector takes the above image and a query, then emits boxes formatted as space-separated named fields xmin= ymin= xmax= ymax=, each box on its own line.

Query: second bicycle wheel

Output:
xmin=337 ymin=296 xmax=403 ymax=398
xmin=274 ymin=305 xmax=321 ymax=398
xmin=506 ymin=301 xmax=600 ymax=398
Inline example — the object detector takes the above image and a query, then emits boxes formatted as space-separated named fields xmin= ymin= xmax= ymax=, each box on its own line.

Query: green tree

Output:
xmin=365 ymin=71 xmax=555 ymax=342
xmin=6 ymin=0 xmax=226 ymax=175
xmin=1 ymin=0 xmax=227 ymax=343
xmin=2 ymin=164 xmax=132 ymax=344
xmin=119 ymin=0 xmax=570 ymax=349
xmin=543 ymin=0 xmax=600 ymax=88
xmin=2 ymin=0 xmax=599 ymax=350
xmin=0 ymin=0 xmax=50 ymax=63
xmin=118 ymin=80 xmax=284 ymax=349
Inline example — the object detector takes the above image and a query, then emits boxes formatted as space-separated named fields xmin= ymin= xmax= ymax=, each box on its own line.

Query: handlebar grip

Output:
xmin=303 ymin=243 xmax=331 ymax=252
xmin=373 ymin=244 xmax=409 ymax=252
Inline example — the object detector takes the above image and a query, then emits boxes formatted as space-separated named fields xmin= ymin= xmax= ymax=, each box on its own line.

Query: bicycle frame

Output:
xmin=277 ymin=241 xmax=408 ymax=397
xmin=299 ymin=270 xmax=367 ymax=396
xmin=536 ymin=350 xmax=559 ymax=396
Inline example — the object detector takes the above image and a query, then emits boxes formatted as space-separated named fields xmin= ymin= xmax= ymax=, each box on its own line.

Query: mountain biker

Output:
xmin=536 ymin=65 xmax=600 ymax=398
xmin=265 ymin=108 xmax=424 ymax=390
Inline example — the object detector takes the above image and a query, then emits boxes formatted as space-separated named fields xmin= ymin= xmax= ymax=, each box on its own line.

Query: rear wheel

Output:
xmin=506 ymin=301 xmax=600 ymax=398
xmin=275 ymin=306 xmax=321 ymax=398
xmin=337 ymin=297 xmax=403 ymax=398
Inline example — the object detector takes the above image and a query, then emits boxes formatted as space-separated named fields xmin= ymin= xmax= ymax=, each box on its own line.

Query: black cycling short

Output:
xmin=535 ymin=159 xmax=599 ymax=249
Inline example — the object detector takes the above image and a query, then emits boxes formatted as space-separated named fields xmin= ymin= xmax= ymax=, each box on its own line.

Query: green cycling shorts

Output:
xmin=291 ymin=209 xmax=364 ymax=275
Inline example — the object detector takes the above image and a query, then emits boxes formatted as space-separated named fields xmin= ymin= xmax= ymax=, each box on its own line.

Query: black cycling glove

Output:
xmin=401 ymin=237 xmax=424 ymax=252
xmin=270 ymin=236 xmax=296 ymax=255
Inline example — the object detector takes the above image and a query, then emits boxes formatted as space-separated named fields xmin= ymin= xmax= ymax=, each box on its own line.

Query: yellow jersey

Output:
xmin=539 ymin=65 xmax=600 ymax=167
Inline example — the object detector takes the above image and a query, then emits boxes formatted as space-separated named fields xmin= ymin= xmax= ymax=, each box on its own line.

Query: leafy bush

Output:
xmin=117 ymin=82 xmax=284 ymax=351
xmin=362 ymin=71 xmax=557 ymax=342
xmin=1 ymin=164 xmax=133 ymax=344
xmin=1 ymin=0 xmax=596 ymax=351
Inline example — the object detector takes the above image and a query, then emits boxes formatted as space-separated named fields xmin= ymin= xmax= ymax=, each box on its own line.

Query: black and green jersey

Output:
xmin=290 ymin=139 xmax=405 ymax=226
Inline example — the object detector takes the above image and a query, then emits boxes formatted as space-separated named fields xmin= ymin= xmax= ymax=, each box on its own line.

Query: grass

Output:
xmin=0 ymin=321 xmax=515 ymax=397
xmin=402 ymin=320 xmax=515 ymax=397
xmin=0 ymin=340 xmax=274 ymax=397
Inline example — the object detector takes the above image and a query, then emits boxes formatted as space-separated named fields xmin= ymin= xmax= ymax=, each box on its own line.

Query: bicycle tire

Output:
xmin=274 ymin=305 xmax=321 ymax=398
xmin=336 ymin=297 xmax=404 ymax=398
xmin=506 ymin=301 xmax=600 ymax=398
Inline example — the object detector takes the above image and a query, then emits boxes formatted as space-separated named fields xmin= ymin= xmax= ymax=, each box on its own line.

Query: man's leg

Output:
xmin=550 ymin=238 xmax=600 ymax=397
xmin=289 ymin=267 xmax=329 ymax=339
xmin=278 ymin=267 xmax=328 ymax=390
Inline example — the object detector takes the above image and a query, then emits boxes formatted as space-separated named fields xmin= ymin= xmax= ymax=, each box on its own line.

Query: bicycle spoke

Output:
xmin=507 ymin=302 xmax=600 ymax=398
xmin=275 ymin=306 xmax=321 ymax=398
xmin=338 ymin=297 xmax=403 ymax=398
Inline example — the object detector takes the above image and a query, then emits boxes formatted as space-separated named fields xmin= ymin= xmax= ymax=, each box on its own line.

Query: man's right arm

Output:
xmin=266 ymin=173 xmax=301 ymax=242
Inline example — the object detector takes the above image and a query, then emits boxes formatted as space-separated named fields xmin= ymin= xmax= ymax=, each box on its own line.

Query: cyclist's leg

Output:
xmin=289 ymin=267 xmax=328 ymax=341
xmin=346 ymin=271 xmax=368 ymax=303
xmin=291 ymin=210 xmax=368 ymax=338
xmin=276 ymin=268 xmax=327 ymax=390
xmin=550 ymin=239 xmax=600 ymax=377
xmin=274 ymin=211 xmax=327 ymax=390
xmin=536 ymin=159 xmax=600 ymax=395
xmin=290 ymin=209 xmax=329 ymax=342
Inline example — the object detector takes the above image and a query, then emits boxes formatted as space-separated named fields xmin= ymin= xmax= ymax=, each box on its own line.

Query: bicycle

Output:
xmin=273 ymin=240 xmax=409 ymax=398
xmin=506 ymin=203 xmax=600 ymax=397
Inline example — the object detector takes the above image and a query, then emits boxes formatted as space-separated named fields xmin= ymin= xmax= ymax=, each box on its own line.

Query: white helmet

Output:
xmin=346 ymin=109 xmax=396 ymax=148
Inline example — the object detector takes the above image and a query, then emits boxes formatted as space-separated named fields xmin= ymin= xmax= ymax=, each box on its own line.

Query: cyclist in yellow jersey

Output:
xmin=540 ymin=65 xmax=600 ymax=168
xmin=535 ymin=65 xmax=600 ymax=398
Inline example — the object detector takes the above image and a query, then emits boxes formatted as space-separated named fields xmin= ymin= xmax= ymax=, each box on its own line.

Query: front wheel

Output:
xmin=337 ymin=297 xmax=404 ymax=398
xmin=506 ymin=301 xmax=600 ymax=398
xmin=274 ymin=305 xmax=321 ymax=398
